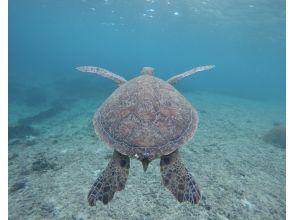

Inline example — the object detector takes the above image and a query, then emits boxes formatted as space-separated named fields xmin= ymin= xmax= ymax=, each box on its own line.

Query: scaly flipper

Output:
xmin=88 ymin=150 xmax=130 ymax=205
xmin=160 ymin=150 xmax=201 ymax=204
xmin=167 ymin=65 xmax=215 ymax=86
xmin=76 ymin=66 xmax=127 ymax=86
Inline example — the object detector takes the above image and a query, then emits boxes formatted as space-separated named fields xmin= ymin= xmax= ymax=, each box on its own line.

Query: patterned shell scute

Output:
xmin=93 ymin=75 xmax=198 ymax=160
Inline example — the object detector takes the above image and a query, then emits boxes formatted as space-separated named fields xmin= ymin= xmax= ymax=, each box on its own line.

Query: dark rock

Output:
xmin=25 ymin=139 xmax=37 ymax=146
xmin=9 ymin=181 xmax=26 ymax=192
xmin=205 ymin=204 xmax=212 ymax=211
xmin=269 ymin=208 xmax=278 ymax=215
xmin=31 ymin=153 xmax=60 ymax=172
xmin=273 ymin=121 xmax=282 ymax=126
xmin=9 ymin=153 xmax=19 ymax=160
xmin=203 ymin=147 xmax=211 ymax=153
xmin=52 ymin=165 xmax=62 ymax=171
xmin=8 ymin=139 xmax=21 ymax=145
xmin=20 ymin=168 xmax=30 ymax=176
xmin=234 ymin=189 xmax=244 ymax=197
xmin=40 ymin=202 xmax=55 ymax=217
xmin=238 ymin=171 xmax=246 ymax=177
xmin=70 ymin=215 xmax=77 ymax=220
xmin=8 ymin=124 xmax=39 ymax=140
xmin=70 ymin=215 xmax=85 ymax=220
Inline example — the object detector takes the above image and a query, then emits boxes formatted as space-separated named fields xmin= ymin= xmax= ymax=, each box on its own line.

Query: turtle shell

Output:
xmin=93 ymin=75 xmax=198 ymax=160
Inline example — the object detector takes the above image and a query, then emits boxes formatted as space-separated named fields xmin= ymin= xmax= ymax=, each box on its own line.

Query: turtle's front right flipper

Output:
xmin=160 ymin=150 xmax=201 ymax=204
xmin=167 ymin=65 xmax=215 ymax=86
xmin=76 ymin=66 xmax=127 ymax=86
xmin=88 ymin=150 xmax=130 ymax=206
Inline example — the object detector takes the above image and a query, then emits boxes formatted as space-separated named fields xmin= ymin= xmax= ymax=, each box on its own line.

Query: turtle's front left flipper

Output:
xmin=76 ymin=66 xmax=127 ymax=86
xmin=167 ymin=65 xmax=215 ymax=86
xmin=88 ymin=150 xmax=130 ymax=206
xmin=160 ymin=150 xmax=201 ymax=204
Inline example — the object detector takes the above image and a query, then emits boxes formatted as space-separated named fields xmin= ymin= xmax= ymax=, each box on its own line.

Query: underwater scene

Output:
xmin=8 ymin=0 xmax=286 ymax=219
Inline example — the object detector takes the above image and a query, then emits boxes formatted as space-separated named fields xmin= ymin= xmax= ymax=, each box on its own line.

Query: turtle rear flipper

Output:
xmin=76 ymin=66 xmax=127 ymax=86
xmin=88 ymin=150 xmax=130 ymax=205
xmin=160 ymin=150 xmax=201 ymax=204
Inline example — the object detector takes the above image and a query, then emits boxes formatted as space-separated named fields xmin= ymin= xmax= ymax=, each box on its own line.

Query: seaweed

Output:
xmin=263 ymin=124 xmax=286 ymax=148
xmin=31 ymin=153 xmax=61 ymax=172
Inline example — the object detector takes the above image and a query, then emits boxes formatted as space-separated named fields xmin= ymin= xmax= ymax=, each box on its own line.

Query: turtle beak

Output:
xmin=141 ymin=159 xmax=150 ymax=172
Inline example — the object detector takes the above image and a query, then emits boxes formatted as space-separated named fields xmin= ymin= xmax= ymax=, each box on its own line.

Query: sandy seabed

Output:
xmin=8 ymin=91 xmax=285 ymax=220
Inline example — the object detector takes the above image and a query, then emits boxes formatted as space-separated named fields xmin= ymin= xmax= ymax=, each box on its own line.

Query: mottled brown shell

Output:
xmin=93 ymin=75 xmax=198 ymax=160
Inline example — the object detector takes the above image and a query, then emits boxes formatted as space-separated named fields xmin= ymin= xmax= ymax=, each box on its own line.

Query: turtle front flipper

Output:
xmin=160 ymin=150 xmax=201 ymax=204
xmin=167 ymin=65 xmax=215 ymax=86
xmin=88 ymin=150 xmax=130 ymax=206
xmin=76 ymin=66 xmax=127 ymax=86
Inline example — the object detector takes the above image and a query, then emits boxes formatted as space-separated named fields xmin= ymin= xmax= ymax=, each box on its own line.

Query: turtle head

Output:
xmin=140 ymin=67 xmax=154 ymax=76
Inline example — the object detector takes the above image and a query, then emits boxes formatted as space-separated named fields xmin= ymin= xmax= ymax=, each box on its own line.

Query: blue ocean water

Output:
xmin=8 ymin=0 xmax=286 ymax=219
xmin=9 ymin=0 xmax=285 ymax=102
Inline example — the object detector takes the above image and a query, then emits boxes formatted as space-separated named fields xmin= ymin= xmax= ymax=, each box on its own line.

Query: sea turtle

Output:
xmin=76 ymin=65 xmax=215 ymax=206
